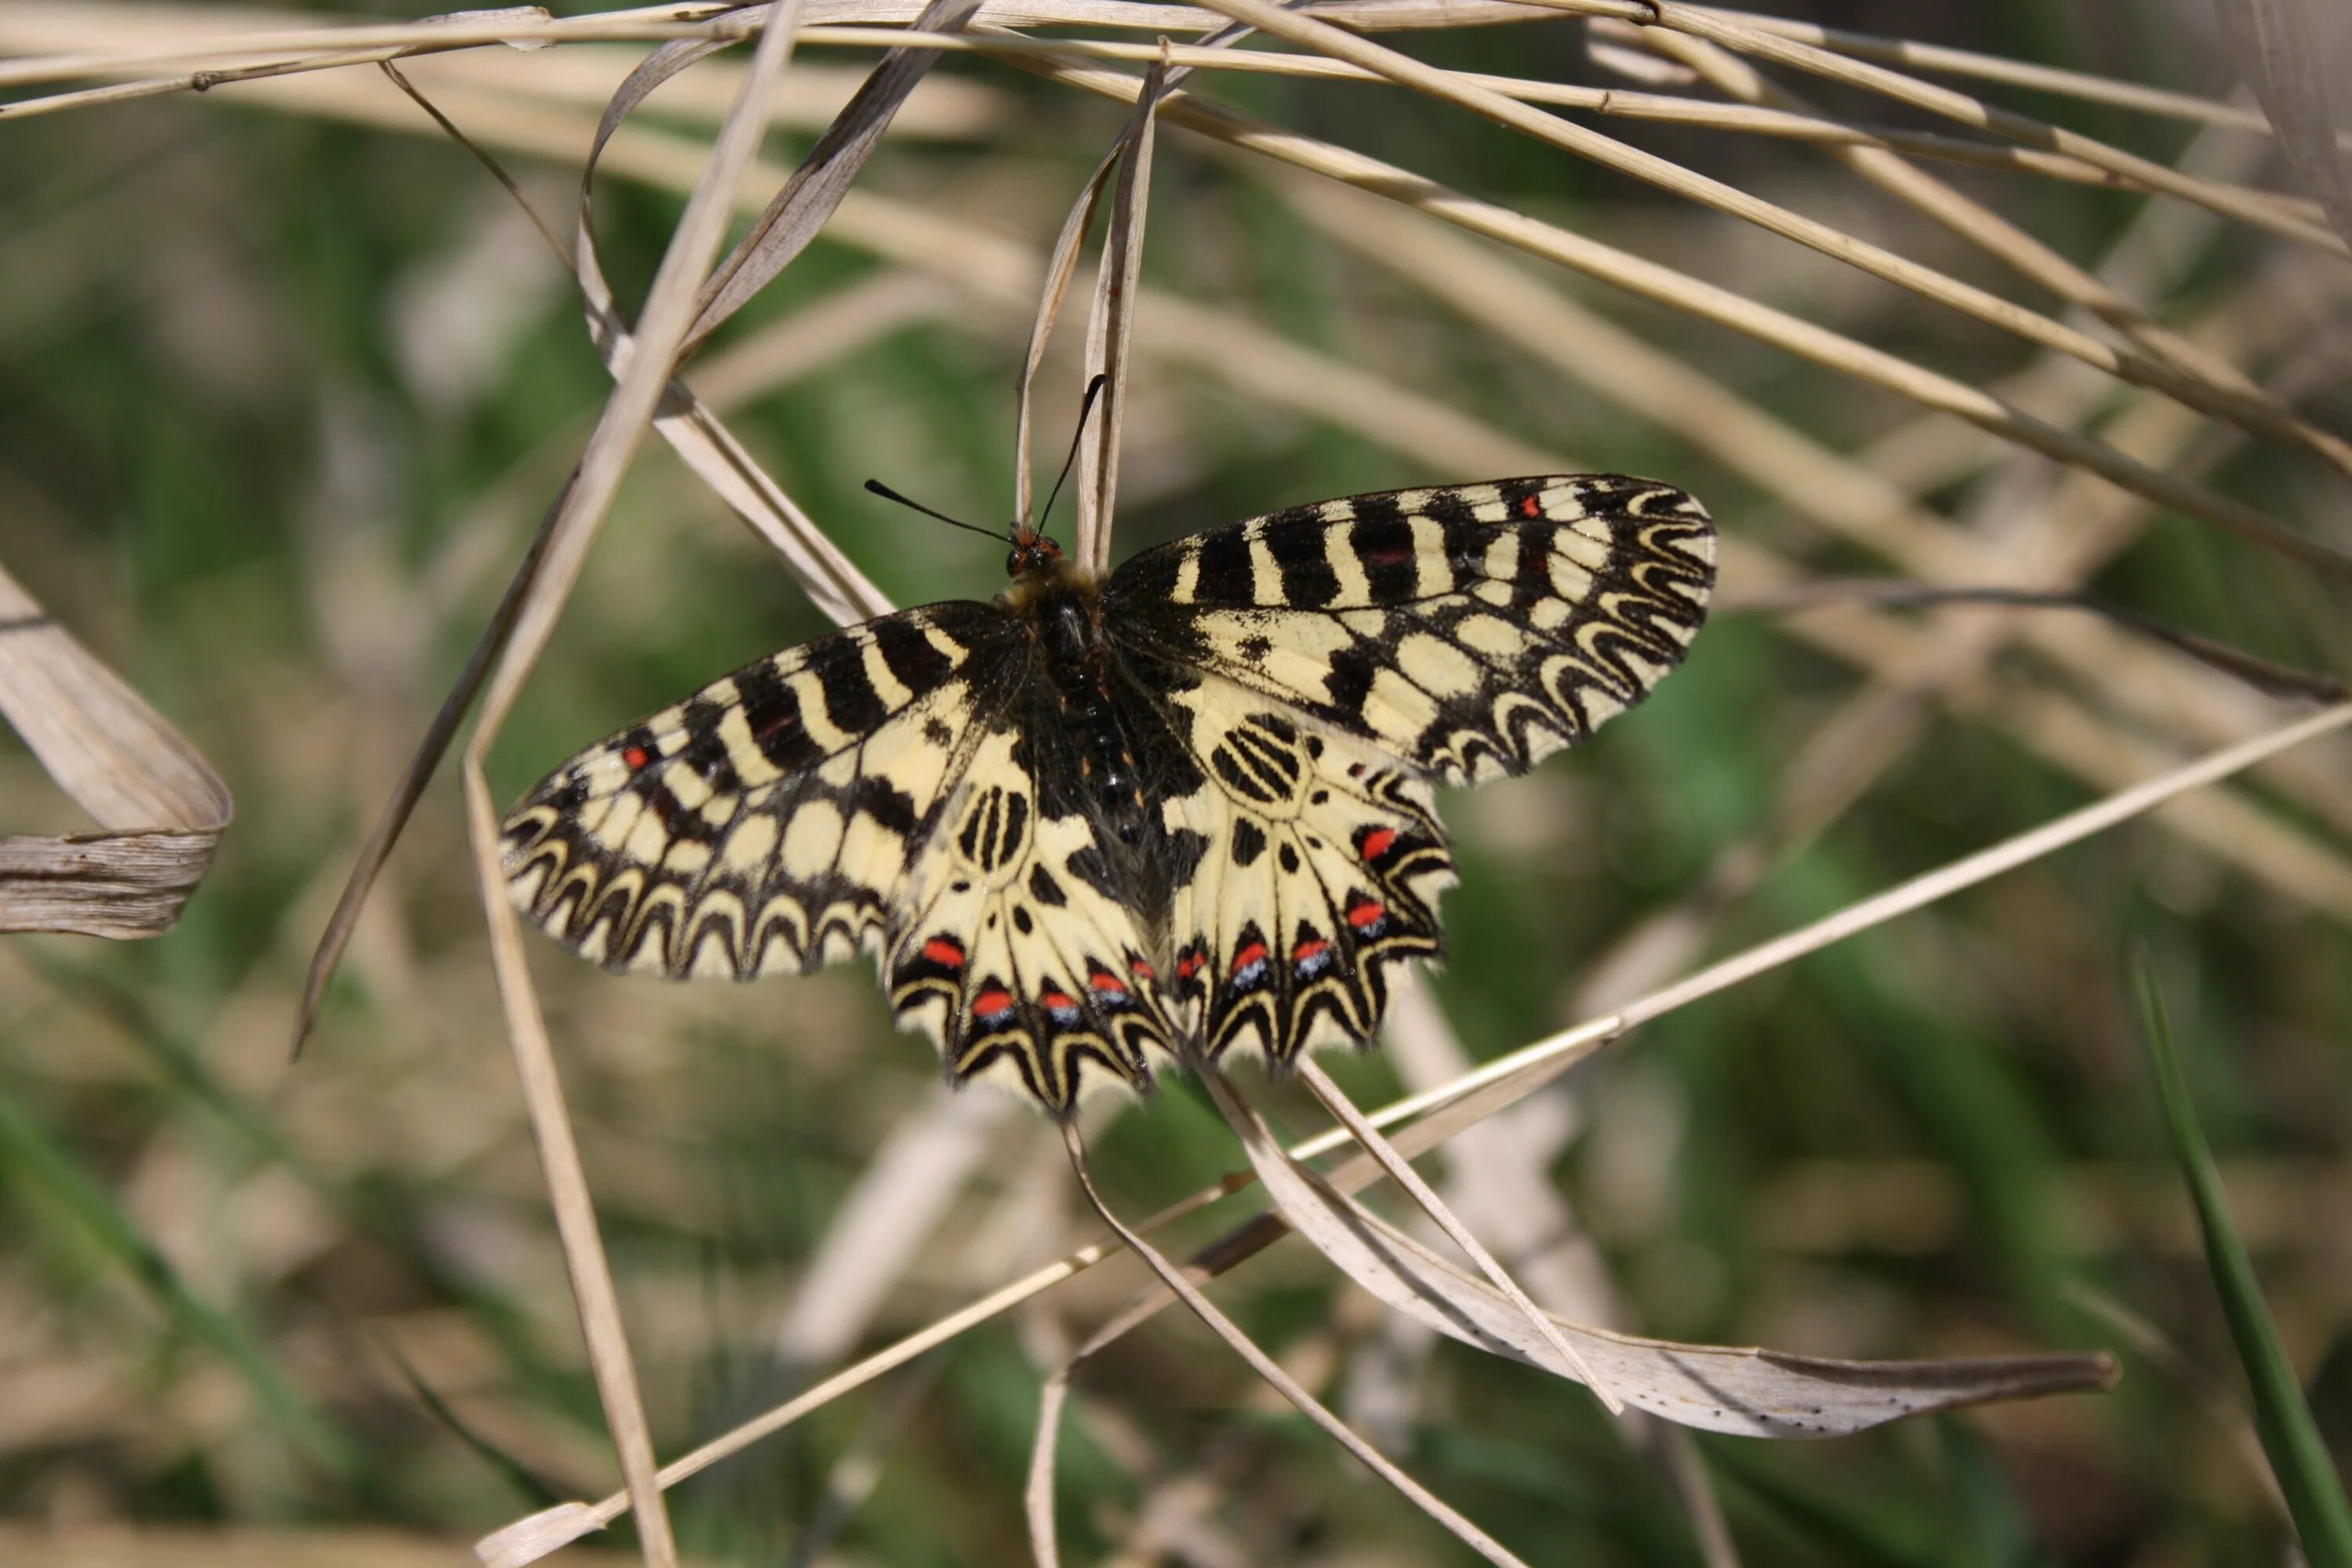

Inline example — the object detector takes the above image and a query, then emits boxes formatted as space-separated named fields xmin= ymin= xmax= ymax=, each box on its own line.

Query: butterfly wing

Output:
xmin=501 ymin=601 xmax=1178 ymax=1111
xmin=1104 ymin=474 xmax=1714 ymax=1065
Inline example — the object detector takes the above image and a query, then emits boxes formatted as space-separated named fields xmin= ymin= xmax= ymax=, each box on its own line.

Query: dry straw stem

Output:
xmin=485 ymin=701 xmax=2352 ymax=1555
xmin=6 ymin=9 xmax=2327 ymax=231
xmin=452 ymin=9 xmax=813 ymax=1566
xmin=1590 ymin=0 xmax=2352 ymax=254
xmin=1014 ymin=53 xmax=2352 ymax=589
xmin=0 ymin=556 xmax=232 ymax=938
xmin=1688 ymin=3 xmax=2352 ymax=151
xmin=1058 ymin=1120 xmax=1535 ymax=1568
xmin=0 ymin=0 xmax=1541 ymax=114
xmin=1602 ymin=20 xmax=2268 ymax=400
xmin=1180 ymin=0 xmax=2352 ymax=492
xmin=297 ymin=28 xmax=908 ymax=1047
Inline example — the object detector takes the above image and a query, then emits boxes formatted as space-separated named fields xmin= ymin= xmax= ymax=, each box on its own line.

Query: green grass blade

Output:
xmin=2133 ymin=953 xmax=2352 ymax=1566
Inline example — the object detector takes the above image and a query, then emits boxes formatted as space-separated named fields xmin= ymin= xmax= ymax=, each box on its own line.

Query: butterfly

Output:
xmin=501 ymin=474 xmax=1715 ymax=1113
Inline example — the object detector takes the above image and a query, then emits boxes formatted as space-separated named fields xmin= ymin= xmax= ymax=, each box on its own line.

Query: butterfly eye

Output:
xmin=1005 ymin=548 xmax=1023 ymax=576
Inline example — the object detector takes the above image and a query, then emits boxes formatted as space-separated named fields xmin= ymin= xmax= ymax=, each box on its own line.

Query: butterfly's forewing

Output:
xmin=503 ymin=602 xmax=1019 ymax=977
xmin=502 ymin=601 xmax=1178 ymax=1111
xmin=1105 ymin=474 xmax=1715 ymax=1066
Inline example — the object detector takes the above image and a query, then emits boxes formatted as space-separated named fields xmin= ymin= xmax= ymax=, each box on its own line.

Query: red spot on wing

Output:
xmin=1129 ymin=956 xmax=1157 ymax=981
xmin=1519 ymin=492 xmax=1542 ymax=518
xmin=1089 ymin=970 xmax=1127 ymax=996
xmin=1293 ymin=938 xmax=1330 ymax=964
xmin=1347 ymin=900 xmax=1387 ymax=931
xmin=922 ymin=937 xmax=966 ymax=968
xmin=972 ymin=987 xmax=1015 ymax=1019
xmin=1363 ymin=543 xmax=1414 ymax=566
xmin=622 ymin=746 xmax=652 ymax=770
xmin=1231 ymin=941 xmax=1269 ymax=975
xmin=1040 ymin=989 xmax=1077 ymax=1013
xmin=1175 ymin=949 xmax=1206 ymax=982
xmin=1360 ymin=827 xmax=1398 ymax=862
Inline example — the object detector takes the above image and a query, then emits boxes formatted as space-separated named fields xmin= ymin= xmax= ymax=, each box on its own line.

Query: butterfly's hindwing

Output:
xmin=1106 ymin=474 xmax=1714 ymax=1066
xmin=1151 ymin=692 xmax=1456 ymax=1067
xmin=880 ymin=714 xmax=1181 ymax=1110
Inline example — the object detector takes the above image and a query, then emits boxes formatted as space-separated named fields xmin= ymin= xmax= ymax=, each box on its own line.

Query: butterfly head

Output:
xmin=1006 ymin=524 xmax=1064 ymax=580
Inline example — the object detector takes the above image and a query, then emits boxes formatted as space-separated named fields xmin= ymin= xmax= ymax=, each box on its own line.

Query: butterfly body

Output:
xmin=504 ymin=475 xmax=1716 ymax=1113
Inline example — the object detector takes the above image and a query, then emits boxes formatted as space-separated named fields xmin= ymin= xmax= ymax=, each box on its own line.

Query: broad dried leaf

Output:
xmin=1202 ymin=1058 xmax=2112 ymax=1436
xmin=687 ymin=0 xmax=991 ymax=350
xmin=1011 ymin=141 xmax=1117 ymax=526
xmin=2218 ymin=0 xmax=2352 ymax=249
xmin=1073 ymin=54 xmax=1164 ymax=572
xmin=0 ymin=556 xmax=231 ymax=938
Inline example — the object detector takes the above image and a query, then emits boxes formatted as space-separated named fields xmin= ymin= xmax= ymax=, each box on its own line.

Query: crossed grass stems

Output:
xmin=15 ymin=0 xmax=2352 ymax=1562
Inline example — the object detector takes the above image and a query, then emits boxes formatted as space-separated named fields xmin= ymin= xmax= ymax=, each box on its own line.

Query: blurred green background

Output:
xmin=4 ymin=1 xmax=2350 ymax=1563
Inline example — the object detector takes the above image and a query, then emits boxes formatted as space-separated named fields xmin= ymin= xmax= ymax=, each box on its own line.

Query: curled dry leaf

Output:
xmin=1198 ymin=1054 xmax=2112 ymax=1437
xmin=687 ymin=0 xmax=993 ymax=352
xmin=2217 ymin=0 xmax=2352 ymax=249
xmin=0 ymin=555 xmax=232 ymax=938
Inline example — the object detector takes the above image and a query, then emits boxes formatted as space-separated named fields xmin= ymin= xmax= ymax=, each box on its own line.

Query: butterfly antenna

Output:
xmin=864 ymin=479 xmax=1011 ymax=542
xmin=1036 ymin=373 xmax=1109 ymax=530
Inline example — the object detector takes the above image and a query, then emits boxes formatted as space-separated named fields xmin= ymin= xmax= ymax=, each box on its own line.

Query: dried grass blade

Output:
xmin=0 ymin=557 xmax=231 ymax=938
xmin=1075 ymin=53 xmax=1167 ymax=572
xmin=1019 ymin=53 xmax=2352 ymax=583
xmin=564 ymin=29 xmax=889 ymax=624
xmin=1027 ymin=1287 xmax=1167 ymax=1567
xmin=456 ymin=9 xmax=811 ymax=1565
xmin=1641 ymin=1 xmax=2350 ymax=254
xmin=1185 ymin=0 xmax=2352 ymax=481
xmin=2219 ymin=0 xmax=2352 ymax=249
xmin=300 ymin=31 xmax=884 ymax=1051
xmin=1011 ymin=142 xmax=1120 ymax=528
xmin=1290 ymin=1055 xmax=1624 ymax=1414
xmin=1357 ymin=1196 xmax=2111 ymax=1434
xmin=1676 ymin=4 xmax=2292 ymax=140
xmin=1612 ymin=20 xmax=2285 ymax=409
xmin=687 ymin=0 xmax=989 ymax=351
xmin=1059 ymin=1120 xmax=1531 ymax=1568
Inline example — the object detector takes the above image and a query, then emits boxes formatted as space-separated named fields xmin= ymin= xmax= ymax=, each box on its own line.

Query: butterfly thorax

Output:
xmin=1003 ymin=570 xmax=1163 ymax=861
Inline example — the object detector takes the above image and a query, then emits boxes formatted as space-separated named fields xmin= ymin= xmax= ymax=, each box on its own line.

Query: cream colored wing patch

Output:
xmin=502 ymin=602 xmax=1015 ymax=978
xmin=1154 ymin=686 xmax=1455 ymax=1068
xmin=1106 ymin=474 xmax=1715 ymax=786
xmin=882 ymin=724 xmax=1183 ymax=1111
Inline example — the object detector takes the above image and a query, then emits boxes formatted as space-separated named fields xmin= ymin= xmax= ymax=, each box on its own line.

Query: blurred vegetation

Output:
xmin=3 ymin=2 xmax=2350 ymax=1564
